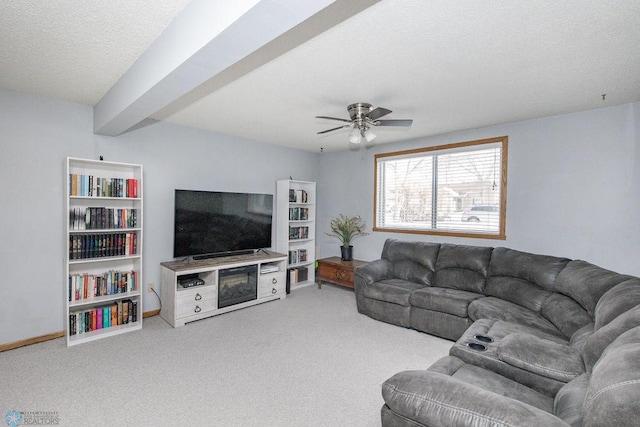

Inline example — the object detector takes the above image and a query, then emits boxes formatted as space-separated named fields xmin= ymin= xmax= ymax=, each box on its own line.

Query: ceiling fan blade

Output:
xmin=367 ymin=107 xmax=392 ymax=120
xmin=375 ymin=119 xmax=413 ymax=127
xmin=317 ymin=124 xmax=351 ymax=134
xmin=315 ymin=115 xmax=352 ymax=123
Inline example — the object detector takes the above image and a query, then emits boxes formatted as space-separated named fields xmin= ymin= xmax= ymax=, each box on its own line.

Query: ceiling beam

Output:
xmin=93 ymin=0 xmax=381 ymax=136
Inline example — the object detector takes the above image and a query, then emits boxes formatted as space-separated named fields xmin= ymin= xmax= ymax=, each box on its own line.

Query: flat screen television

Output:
xmin=173 ymin=189 xmax=273 ymax=259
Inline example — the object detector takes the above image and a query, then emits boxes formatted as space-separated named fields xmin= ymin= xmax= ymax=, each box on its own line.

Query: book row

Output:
xmin=289 ymin=226 xmax=309 ymax=240
xmin=288 ymin=249 xmax=308 ymax=265
xmin=69 ymin=270 xmax=138 ymax=302
xmin=288 ymin=266 xmax=309 ymax=285
xmin=69 ymin=174 xmax=139 ymax=198
xmin=69 ymin=299 xmax=138 ymax=336
xmin=288 ymin=189 xmax=309 ymax=203
xmin=69 ymin=207 xmax=138 ymax=231
xmin=289 ymin=207 xmax=310 ymax=221
xmin=69 ymin=232 xmax=138 ymax=260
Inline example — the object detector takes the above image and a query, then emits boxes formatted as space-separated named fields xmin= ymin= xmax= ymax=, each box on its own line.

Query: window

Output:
xmin=374 ymin=136 xmax=507 ymax=239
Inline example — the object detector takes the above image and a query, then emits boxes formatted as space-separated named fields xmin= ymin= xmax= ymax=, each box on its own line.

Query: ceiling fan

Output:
xmin=316 ymin=102 xmax=413 ymax=145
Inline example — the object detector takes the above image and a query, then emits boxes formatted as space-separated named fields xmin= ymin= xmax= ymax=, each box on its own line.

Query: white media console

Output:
xmin=160 ymin=251 xmax=287 ymax=328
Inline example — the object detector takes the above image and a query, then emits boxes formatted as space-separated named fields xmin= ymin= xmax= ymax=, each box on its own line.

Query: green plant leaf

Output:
xmin=325 ymin=214 xmax=369 ymax=247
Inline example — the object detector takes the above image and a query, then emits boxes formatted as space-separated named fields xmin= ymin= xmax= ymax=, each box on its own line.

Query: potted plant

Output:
xmin=326 ymin=214 xmax=369 ymax=261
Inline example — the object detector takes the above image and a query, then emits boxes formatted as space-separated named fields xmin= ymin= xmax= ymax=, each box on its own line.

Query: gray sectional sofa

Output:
xmin=354 ymin=239 xmax=640 ymax=426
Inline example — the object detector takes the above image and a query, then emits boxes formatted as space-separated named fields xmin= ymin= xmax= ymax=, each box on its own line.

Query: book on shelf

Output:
xmin=69 ymin=207 xmax=138 ymax=230
xmin=288 ymin=226 xmax=309 ymax=240
xmin=123 ymin=300 xmax=129 ymax=324
xmin=68 ymin=299 xmax=138 ymax=336
xmin=131 ymin=300 xmax=138 ymax=322
xmin=288 ymin=249 xmax=308 ymax=265
xmin=69 ymin=174 xmax=138 ymax=198
xmin=288 ymin=189 xmax=308 ymax=203
xmin=298 ymin=267 xmax=309 ymax=282
xmin=68 ymin=270 xmax=138 ymax=302
xmin=289 ymin=207 xmax=299 ymax=220
xmin=287 ymin=266 xmax=309 ymax=285
xmin=116 ymin=300 xmax=123 ymax=325
xmin=288 ymin=207 xmax=309 ymax=221
xmin=69 ymin=232 xmax=137 ymax=260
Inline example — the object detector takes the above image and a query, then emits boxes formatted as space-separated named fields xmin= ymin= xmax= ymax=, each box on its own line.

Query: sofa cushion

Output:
xmin=568 ymin=323 xmax=594 ymax=350
xmin=553 ymin=373 xmax=590 ymax=427
xmin=354 ymin=258 xmax=394 ymax=284
xmin=362 ymin=278 xmax=424 ymax=306
xmin=468 ymin=318 xmax=569 ymax=344
xmin=486 ymin=276 xmax=555 ymax=313
xmin=451 ymin=320 xmax=570 ymax=396
xmin=382 ymin=365 xmax=567 ymax=427
xmin=410 ymin=307 xmax=474 ymax=340
xmin=433 ymin=243 xmax=493 ymax=293
xmin=583 ymin=304 xmax=640 ymax=371
xmin=488 ymin=247 xmax=570 ymax=292
xmin=486 ymin=248 xmax=570 ymax=313
xmin=584 ymin=325 xmax=640 ymax=426
xmin=540 ymin=293 xmax=593 ymax=339
xmin=555 ymin=260 xmax=633 ymax=319
xmin=410 ymin=287 xmax=483 ymax=317
xmin=381 ymin=240 xmax=440 ymax=286
xmin=392 ymin=260 xmax=434 ymax=286
xmin=497 ymin=334 xmax=585 ymax=382
xmin=385 ymin=240 xmax=440 ymax=271
xmin=469 ymin=297 xmax=564 ymax=338
xmin=594 ymin=278 xmax=640 ymax=330
xmin=425 ymin=356 xmax=555 ymax=412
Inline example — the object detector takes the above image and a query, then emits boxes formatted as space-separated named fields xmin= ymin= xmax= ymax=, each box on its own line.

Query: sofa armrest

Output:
xmin=382 ymin=370 xmax=569 ymax=427
xmin=354 ymin=259 xmax=394 ymax=285
xmin=497 ymin=333 xmax=585 ymax=382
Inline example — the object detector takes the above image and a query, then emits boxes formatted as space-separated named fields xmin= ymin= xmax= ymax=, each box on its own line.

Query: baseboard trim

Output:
xmin=144 ymin=309 xmax=161 ymax=318
xmin=0 ymin=309 xmax=161 ymax=352
xmin=0 ymin=331 xmax=65 ymax=353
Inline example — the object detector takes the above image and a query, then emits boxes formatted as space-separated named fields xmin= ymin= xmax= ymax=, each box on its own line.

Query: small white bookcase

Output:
xmin=276 ymin=180 xmax=316 ymax=290
xmin=64 ymin=157 xmax=143 ymax=346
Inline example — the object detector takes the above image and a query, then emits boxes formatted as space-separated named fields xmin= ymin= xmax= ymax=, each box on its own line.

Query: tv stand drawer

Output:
xmin=259 ymin=272 xmax=286 ymax=298
xmin=176 ymin=286 xmax=217 ymax=318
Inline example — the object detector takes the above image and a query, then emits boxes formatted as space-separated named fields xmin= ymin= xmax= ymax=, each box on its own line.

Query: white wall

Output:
xmin=317 ymin=102 xmax=640 ymax=278
xmin=0 ymin=89 xmax=319 ymax=345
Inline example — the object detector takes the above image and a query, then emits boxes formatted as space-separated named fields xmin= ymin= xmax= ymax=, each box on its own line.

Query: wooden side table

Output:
xmin=316 ymin=257 xmax=367 ymax=289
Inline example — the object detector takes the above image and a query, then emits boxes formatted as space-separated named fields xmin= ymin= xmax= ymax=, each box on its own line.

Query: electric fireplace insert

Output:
xmin=218 ymin=264 xmax=258 ymax=309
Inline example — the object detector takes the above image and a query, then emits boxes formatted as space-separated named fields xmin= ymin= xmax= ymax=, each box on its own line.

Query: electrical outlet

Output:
xmin=147 ymin=283 xmax=154 ymax=293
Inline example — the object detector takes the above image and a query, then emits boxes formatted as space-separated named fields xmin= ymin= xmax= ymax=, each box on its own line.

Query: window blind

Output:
xmin=375 ymin=137 xmax=507 ymax=239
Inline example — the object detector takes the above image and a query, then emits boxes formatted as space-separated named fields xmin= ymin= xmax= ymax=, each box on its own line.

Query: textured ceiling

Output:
xmin=1 ymin=1 xmax=639 ymax=152
xmin=0 ymin=0 xmax=192 ymax=105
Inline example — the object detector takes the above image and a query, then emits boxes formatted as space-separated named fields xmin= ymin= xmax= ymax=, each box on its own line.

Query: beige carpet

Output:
xmin=0 ymin=284 xmax=451 ymax=426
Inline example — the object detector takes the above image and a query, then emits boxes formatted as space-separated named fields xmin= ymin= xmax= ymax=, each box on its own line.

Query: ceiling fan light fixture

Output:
xmin=316 ymin=102 xmax=412 ymax=148
xmin=364 ymin=128 xmax=376 ymax=143
xmin=349 ymin=127 xmax=361 ymax=144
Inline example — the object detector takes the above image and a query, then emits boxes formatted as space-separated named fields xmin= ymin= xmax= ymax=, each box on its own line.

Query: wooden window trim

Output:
xmin=374 ymin=136 xmax=508 ymax=240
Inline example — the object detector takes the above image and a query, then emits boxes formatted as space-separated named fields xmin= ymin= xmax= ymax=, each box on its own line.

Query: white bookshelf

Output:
xmin=276 ymin=180 xmax=316 ymax=290
xmin=64 ymin=157 xmax=143 ymax=346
